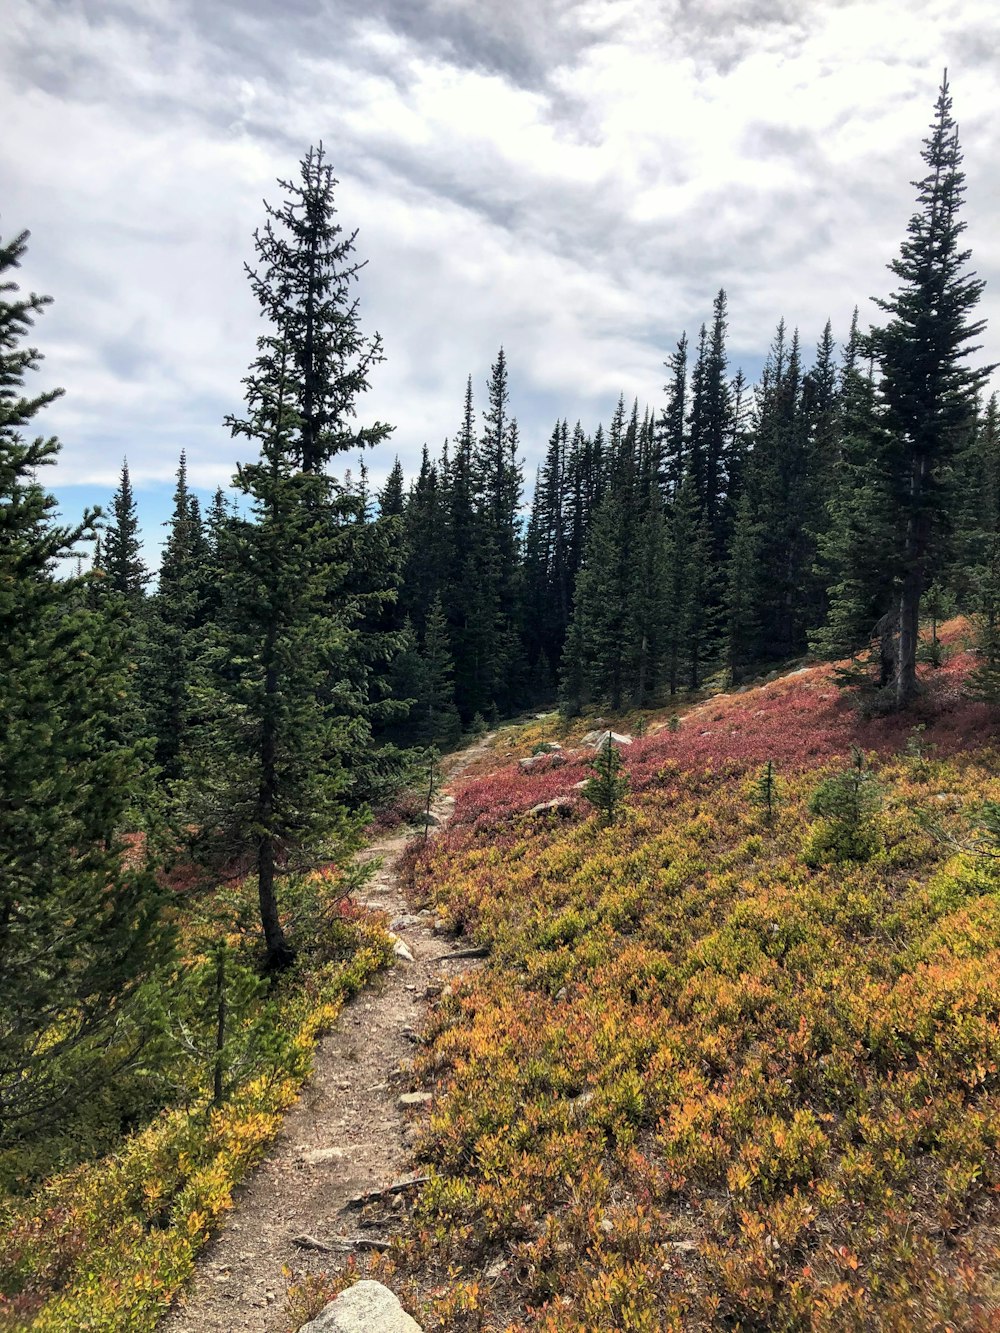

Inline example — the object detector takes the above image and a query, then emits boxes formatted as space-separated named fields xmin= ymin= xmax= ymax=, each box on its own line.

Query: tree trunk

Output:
xmin=635 ymin=633 xmax=648 ymax=708
xmin=895 ymin=455 xmax=928 ymax=708
xmin=896 ymin=571 xmax=920 ymax=707
xmin=258 ymin=663 xmax=295 ymax=970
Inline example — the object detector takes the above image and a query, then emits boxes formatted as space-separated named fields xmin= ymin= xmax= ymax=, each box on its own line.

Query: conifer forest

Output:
xmin=4 ymin=67 xmax=1000 ymax=1333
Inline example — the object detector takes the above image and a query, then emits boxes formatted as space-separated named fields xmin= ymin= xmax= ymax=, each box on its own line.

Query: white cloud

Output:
xmin=1 ymin=0 xmax=998 ymax=500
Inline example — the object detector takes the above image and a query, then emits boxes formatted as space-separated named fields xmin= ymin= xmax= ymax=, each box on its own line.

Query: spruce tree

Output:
xmin=103 ymin=458 xmax=148 ymax=605
xmin=565 ymin=476 xmax=632 ymax=710
xmin=98 ymin=458 xmax=152 ymax=755
xmin=0 ymin=228 xmax=166 ymax=1144
xmin=400 ymin=446 xmax=446 ymax=636
xmin=872 ymin=74 xmax=991 ymax=706
xmin=419 ymin=592 xmax=462 ymax=748
xmin=378 ymin=457 xmax=405 ymax=518
xmin=193 ymin=146 xmax=394 ymax=968
xmin=142 ymin=451 xmax=207 ymax=781
xmin=812 ymin=312 xmax=895 ymax=666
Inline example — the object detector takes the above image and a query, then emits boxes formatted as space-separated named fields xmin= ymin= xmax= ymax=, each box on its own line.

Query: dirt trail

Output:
xmin=162 ymin=736 xmax=493 ymax=1332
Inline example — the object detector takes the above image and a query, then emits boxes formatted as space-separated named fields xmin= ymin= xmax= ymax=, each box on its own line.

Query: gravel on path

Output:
xmin=161 ymin=736 xmax=493 ymax=1332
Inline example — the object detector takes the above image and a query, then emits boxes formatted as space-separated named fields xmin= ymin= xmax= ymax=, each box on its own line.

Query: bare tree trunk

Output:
xmin=258 ymin=661 xmax=295 ymax=970
xmin=895 ymin=456 xmax=928 ymax=708
xmin=896 ymin=571 xmax=921 ymax=707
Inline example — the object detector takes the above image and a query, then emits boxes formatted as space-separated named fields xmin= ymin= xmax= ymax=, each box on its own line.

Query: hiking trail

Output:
xmin=162 ymin=734 xmax=494 ymax=1332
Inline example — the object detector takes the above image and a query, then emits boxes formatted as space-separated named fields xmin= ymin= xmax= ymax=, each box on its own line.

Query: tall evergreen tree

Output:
xmin=102 ymin=458 xmax=148 ymax=605
xmin=872 ymin=73 xmax=991 ymax=705
xmin=142 ymin=451 xmax=207 ymax=781
xmin=378 ymin=457 xmax=405 ymax=518
xmin=418 ymin=592 xmax=462 ymax=748
xmin=812 ymin=313 xmax=895 ymax=665
xmin=400 ymin=446 xmax=445 ymax=635
xmin=0 ymin=228 xmax=165 ymax=1144
xmin=193 ymin=146 xmax=394 ymax=968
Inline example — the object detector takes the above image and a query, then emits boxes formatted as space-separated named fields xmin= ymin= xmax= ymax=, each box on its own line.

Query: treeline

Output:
xmin=384 ymin=74 xmax=997 ymax=717
xmin=111 ymin=76 xmax=996 ymax=743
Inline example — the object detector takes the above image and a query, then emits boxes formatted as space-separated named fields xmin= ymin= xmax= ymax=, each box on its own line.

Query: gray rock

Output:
xmin=390 ymin=913 xmax=422 ymax=930
xmin=528 ymin=798 xmax=576 ymax=817
xmin=299 ymin=1146 xmax=345 ymax=1166
xmin=390 ymin=935 xmax=414 ymax=963
xmin=397 ymin=1091 xmax=433 ymax=1109
xmin=568 ymin=1089 xmax=595 ymax=1120
xmin=300 ymin=1280 xmax=423 ymax=1332
xmin=519 ymin=752 xmax=567 ymax=773
xmin=588 ymin=729 xmax=632 ymax=750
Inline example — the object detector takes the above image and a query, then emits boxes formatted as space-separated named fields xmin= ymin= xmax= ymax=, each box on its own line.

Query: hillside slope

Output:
xmin=378 ymin=627 xmax=1000 ymax=1330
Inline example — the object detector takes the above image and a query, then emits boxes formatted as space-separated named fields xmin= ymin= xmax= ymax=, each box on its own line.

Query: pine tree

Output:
xmin=419 ymin=592 xmax=461 ymax=748
xmin=476 ymin=348 xmax=525 ymax=715
xmin=628 ymin=483 xmax=670 ymax=707
xmin=724 ymin=490 xmax=762 ymax=682
xmin=193 ymin=146 xmax=394 ymax=968
xmin=378 ymin=457 xmax=405 ymax=518
xmin=658 ymin=333 xmax=688 ymax=497
xmin=142 ymin=451 xmax=207 ymax=781
xmin=397 ymin=446 xmax=443 ymax=635
xmin=664 ymin=472 xmax=717 ymax=692
xmin=753 ymin=760 xmax=780 ymax=825
xmin=812 ymin=312 xmax=896 ymax=667
xmin=872 ymin=74 xmax=992 ymax=706
xmin=747 ymin=321 xmax=812 ymax=660
xmin=99 ymin=458 xmax=152 ymax=755
xmin=564 ymin=483 xmax=632 ymax=710
xmin=582 ymin=736 xmax=630 ymax=826
xmin=0 ymin=228 xmax=166 ymax=1144
xmin=102 ymin=458 xmax=148 ymax=605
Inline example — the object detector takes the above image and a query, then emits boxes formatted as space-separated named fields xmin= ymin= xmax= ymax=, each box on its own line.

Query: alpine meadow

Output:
xmin=5 ymin=51 xmax=1000 ymax=1333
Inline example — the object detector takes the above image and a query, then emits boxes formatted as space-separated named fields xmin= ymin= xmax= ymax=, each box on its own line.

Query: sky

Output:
xmin=3 ymin=0 xmax=999 ymax=563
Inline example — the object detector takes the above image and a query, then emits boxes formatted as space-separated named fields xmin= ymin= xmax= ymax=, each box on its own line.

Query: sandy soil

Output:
xmin=161 ymin=737 xmax=493 ymax=1332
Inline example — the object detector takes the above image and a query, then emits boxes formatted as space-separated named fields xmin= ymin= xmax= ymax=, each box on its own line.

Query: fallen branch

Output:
xmin=291 ymin=1232 xmax=393 ymax=1253
xmin=345 ymin=1175 xmax=431 ymax=1210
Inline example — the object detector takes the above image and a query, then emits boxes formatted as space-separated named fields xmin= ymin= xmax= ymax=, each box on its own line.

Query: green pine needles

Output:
xmin=803 ymin=748 xmax=882 ymax=865
xmin=582 ymin=735 xmax=631 ymax=826
xmin=753 ymin=760 xmax=780 ymax=825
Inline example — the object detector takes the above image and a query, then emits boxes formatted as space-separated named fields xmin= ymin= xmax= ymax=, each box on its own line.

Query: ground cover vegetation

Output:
xmin=2 ymin=72 xmax=1000 ymax=1331
xmin=363 ymin=629 xmax=1000 ymax=1329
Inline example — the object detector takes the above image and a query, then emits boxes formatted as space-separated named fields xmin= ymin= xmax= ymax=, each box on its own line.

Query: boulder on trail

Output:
xmin=299 ymin=1280 xmax=423 ymax=1331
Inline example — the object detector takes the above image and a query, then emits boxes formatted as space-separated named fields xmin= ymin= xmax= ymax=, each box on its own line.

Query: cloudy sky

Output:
xmin=3 ymin=0 xmax=999 ymax=560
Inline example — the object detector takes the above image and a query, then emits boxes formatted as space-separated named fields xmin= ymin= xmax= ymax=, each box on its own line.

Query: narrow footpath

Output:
xmin=162 ymin=736 xmax=493 ymax=1332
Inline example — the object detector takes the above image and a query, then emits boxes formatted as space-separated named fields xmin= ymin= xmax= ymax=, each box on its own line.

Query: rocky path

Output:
xmin=162 ymin=736 xmax=493 ymax=1332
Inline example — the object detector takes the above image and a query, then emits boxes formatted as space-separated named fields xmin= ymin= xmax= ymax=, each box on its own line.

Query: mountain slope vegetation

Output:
xmin=376 ymin=627 xmax=1000 ymax=1329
